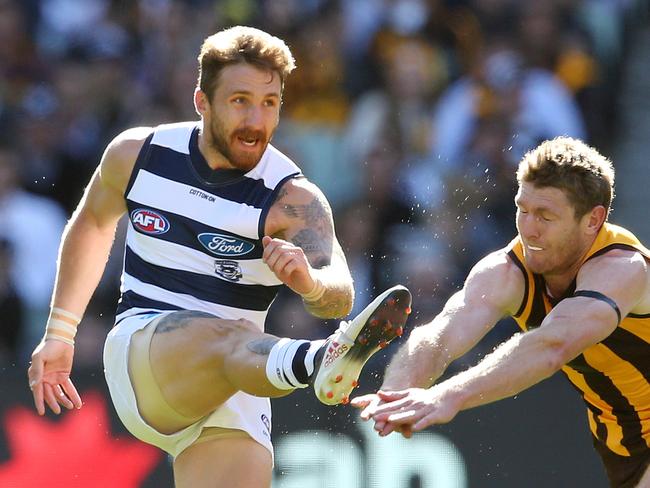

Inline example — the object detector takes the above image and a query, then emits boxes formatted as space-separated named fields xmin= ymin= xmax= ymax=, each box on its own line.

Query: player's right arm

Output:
xmin=382 ymin=250 xmax=525 ymax=390
xmin=27 ymin=127 xmax=151 ymax=416
xmin=351 ymin=250 xmax=524 ymax=418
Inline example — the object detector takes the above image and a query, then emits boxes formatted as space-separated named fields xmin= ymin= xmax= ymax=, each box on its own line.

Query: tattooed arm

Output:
xmin=263 ymin=177 xmax=354 ymax=319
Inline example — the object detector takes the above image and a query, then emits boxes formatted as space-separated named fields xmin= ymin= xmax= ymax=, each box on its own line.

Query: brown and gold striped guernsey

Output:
xmin=506 ymin=223 xmax=650 ymax=457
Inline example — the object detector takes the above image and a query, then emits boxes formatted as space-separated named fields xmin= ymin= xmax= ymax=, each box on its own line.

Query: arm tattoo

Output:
xmin=292 ymin=228 xmax=327 ymax=261
xmin=282 ymin=198 xmax=328 ymax=222
xmin=247 ymin=338 xmax=280 ymax=355
xmin=281 ymin=194 xmax=333 ymax=267
xmin=303 ymin=285 xmax=354 ymax=319
xmin=154 ymin=311 xmax=216 ymax=334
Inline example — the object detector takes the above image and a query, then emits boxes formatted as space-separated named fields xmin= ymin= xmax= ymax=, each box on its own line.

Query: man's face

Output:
xmin=202 ymin=63 xmax=281 ymax=171
xmin=515 ymin=182 xmax=592 ymax=277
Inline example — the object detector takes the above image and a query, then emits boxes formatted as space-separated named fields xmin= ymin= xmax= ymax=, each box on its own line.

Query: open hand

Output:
xmin=351 ymin=391 xmax=413 ymax=438
xmin=352 ymin=387 xmax=459 ymax=437
xmin=28 ymin=340 xmax=83 ymax=415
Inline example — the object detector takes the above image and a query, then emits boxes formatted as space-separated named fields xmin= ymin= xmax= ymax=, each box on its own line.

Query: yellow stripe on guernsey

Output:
xmin=506 ymin=223 xmax=650 ymax=457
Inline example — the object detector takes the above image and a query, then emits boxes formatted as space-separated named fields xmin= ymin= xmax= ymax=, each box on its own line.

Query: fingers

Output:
xmin=413 ymin=412 xmax=440 ymax=432
xmin=263 ymin=239 xmax=304 ymax=270
xmin=387 ymin=409 xmax=421 ymax=425
xmin=31 ymin=382 xmax=45 ymax=416
xmin=358 ymin=395 xmax=384 ymax=421
xmin=367 ymin=397 xmax=413 ymax=420
xmin=61 ymin=378 xmax=83 ymax=409
xmin=400 ymin=425 xmax=413 ymax=439
xmin=28 ymin=360 xmax=45 ymax=416
xmin=55 ymin=385 xmax=74 ymax=410
xmin=377 ymin=390 xmax=410 ymax=401
xmin=262 ymin=237 xmax=312 ymax=289
xmin=350 ymin=394 xmax=375 ymax=409
xmin=43 ymin=383 xmax=62 ymax=415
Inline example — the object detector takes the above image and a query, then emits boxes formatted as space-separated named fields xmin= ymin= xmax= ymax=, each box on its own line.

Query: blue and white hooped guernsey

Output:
xmin=115 ymin=121 xmax=302 ymax=329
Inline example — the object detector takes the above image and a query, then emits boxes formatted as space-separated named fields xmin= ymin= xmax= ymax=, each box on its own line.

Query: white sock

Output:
xmin=304 ymin=339 xmax=326 ymax=378
xmin=265 ymin=338 xmax=310 ymax=390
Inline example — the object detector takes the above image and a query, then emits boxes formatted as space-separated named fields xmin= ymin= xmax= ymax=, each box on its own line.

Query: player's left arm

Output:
xmin=263 ymin=177 xmax=353 ymax=319
xmin=369 ymin=249 xmax=648 ymax=433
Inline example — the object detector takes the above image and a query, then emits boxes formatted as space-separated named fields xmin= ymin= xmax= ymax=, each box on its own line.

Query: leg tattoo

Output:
xmin=154 ymin=311 xmax=216 ymax=334
xmin=247 ymin=338 xmax=280 ymax=355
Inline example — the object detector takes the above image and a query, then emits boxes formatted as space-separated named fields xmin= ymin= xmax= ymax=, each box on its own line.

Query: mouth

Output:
xmin=237 ymin=136 xmax=260 ymax=148
xmin=527 ymin=245 xmax=544 ymax=251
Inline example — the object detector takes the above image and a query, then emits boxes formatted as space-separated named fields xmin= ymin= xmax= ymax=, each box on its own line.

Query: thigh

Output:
xmin=148 ymin=311 xmax=256 ymax=419
xmin=173 ymin=433 xmax=273 ymax=488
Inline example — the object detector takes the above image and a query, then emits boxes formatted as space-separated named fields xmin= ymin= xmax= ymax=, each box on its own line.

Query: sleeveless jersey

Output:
xmin=115 ymin=121 xmax=302 ymax=328
xmin=506 ymin=223 xmax=650 ymax=456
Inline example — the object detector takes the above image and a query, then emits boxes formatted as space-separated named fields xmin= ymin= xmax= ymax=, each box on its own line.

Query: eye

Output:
xmin=232 ymin=97 xmax=246 ymax=104
xmin=263 ymin=99 xmax=277 ymax=107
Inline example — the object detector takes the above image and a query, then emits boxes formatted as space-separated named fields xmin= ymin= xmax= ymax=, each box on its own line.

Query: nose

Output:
xmin=245 ymin=106 xmax=264 ymax=128
xmin=518 ymin=212 xmax=540 ymax=240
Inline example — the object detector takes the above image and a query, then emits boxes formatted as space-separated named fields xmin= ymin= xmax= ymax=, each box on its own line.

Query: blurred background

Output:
xmin=1 ymin=0 xmax=649 ymax=486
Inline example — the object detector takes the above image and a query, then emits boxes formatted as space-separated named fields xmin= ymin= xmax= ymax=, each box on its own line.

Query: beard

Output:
xmin=208 ymin=116 xmax=270 ymax=172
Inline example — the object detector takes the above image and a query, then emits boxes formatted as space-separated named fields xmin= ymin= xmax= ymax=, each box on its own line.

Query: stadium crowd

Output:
xmin=0 ymin=0 xmax=645 ymax=374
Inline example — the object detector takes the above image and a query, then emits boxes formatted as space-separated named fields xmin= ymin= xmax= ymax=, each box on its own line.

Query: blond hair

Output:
xmin=197 ymin=26 xmax=296 ymax=100
xmin=517 ymin=137 xmax=615 ymax=219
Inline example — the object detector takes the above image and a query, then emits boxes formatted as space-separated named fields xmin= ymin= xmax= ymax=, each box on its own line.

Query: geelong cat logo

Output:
xmin=131 ymin=209 xmax=170 ymax=235
xmin=214 ymin=260 xmax=243 ymax=282
xmin=198 ymin=233 xmax=255 ymax=257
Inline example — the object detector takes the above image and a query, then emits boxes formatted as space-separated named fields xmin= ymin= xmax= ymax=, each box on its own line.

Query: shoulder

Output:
xmin=579 ymin=248 xmax=648 ymax=288
xmin=100 ymin=127 xmax=153 ymax=194
xmin=104 ymin=127 xmax=153 ymax=164
xmin=264 ymin=176 xmax=333 ymax=238
xmin=582 ymin=247 xmax=647 ymax=274
xmin=578 ymin=248 xmax=649 ymax=314
xmin=464 ymin=249 xmax=526 ymax=316
xmin=469 ymin=248 xmax=525 ymax=281
xmin=274 ymin=176 xmax=329 ymax=207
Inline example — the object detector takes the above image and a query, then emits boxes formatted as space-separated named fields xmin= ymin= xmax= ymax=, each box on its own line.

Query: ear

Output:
xmin=584 ymin=205 xmax=607 ymax=235
xmin=194 ymin=88 xmax=208 ymax=117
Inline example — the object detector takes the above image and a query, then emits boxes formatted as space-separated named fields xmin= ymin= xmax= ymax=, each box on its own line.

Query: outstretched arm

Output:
xmin=351 ymin=250 xmax=524 ymax=431
xmin=263 ymin=178 xmax=353 ymax=319
xmin=367 ymin=250 xmax=648 ymax=435
xmin=27 ymin=127 xmax=149 ymax=415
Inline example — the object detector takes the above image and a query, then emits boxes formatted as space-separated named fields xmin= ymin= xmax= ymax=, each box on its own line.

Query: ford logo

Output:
xmin=198 ymin=233 xmax=255 ymax=257
xmin=131 ymin=209 xmax=170 ymax=235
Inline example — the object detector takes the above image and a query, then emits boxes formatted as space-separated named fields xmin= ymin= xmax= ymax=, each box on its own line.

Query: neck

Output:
xmin=197 ymin=127 xmax=232 ymax=170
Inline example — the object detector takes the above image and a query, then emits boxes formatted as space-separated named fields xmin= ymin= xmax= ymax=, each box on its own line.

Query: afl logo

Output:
xmin=198 ymin=233 xmax=255 ymax=257
xmin=131 ymin=209 xmax=170 ymax=235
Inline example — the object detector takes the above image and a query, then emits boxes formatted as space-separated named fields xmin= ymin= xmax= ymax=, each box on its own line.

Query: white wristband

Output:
xmin=44 ymin=308 xmax=81 ymax=346
xmin=301 ymin=278 xmax=325 ymax=303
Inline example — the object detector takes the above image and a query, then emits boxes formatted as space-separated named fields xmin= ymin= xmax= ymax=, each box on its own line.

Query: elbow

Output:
xmin=545 ymin=348 xmax=568 ymax=374
xmin=540 ymin=334 xmax=576 ymax=374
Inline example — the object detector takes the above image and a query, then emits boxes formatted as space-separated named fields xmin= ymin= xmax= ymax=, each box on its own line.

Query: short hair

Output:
xmin=197 ymin=26 xmax=296 ymax=101
xmin=516 ymin=137 xmax=615 ymax=219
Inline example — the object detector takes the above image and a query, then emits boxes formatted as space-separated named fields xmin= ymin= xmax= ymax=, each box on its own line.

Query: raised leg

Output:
xmin=128 ymin=311 xmax=290 ymax=434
